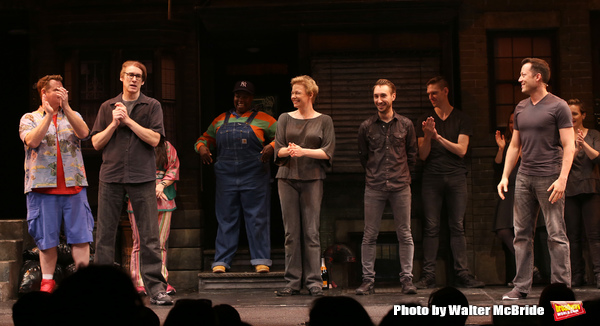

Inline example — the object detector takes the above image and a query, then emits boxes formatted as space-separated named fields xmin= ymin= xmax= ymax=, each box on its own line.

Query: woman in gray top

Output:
xmin=274 ymin=75 xmax=335 ymax=297
xmin=565 ymin=99 xmax=600 ymax=288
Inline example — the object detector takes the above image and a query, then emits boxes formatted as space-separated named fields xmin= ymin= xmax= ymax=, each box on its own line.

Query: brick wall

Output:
xmin=459 ymin=0 xmax=596 ymax=284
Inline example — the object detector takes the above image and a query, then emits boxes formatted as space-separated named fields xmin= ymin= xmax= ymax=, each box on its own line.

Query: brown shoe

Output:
xmin=415 ymin=274 xmax=436 ymax=289
xmin=400 ymin=277 xmax=417 ymax=295
xmin=276 ymin=287 xmax=300 ymax=296
xmin=212 ymin=266 xmax=226 ymax=273
xmin=355 ymin=281 xmax=374 ymax=295
xmin=255 ymin=264 xmax=270 ymax=273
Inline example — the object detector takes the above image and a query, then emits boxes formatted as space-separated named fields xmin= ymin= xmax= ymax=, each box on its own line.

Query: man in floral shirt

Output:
xmin=19 ymin=75 xmax=93 ymax=293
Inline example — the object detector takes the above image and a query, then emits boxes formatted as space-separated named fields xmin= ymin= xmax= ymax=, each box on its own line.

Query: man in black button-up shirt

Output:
xmin=91 ymin=60 xmax=172 ymax=306
xmin=355 ymin=79 xmax=418 ymax=295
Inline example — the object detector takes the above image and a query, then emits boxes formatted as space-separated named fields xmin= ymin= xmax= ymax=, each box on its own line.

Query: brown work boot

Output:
xmin=355 ymin=281 xmax=374 ymax=295
xmin=400 ymin=276 xmax=417 ymax=295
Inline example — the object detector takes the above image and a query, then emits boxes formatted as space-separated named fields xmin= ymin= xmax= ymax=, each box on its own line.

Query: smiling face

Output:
xmin=426 ymin=83 xmax=448 ymax=108
xmin=373 ymin=85 xmax=396 ymax=114
xmin=518 ymin=63 xmax=540 ymax=95
xmin=291 ymin=83 xmax=312 ymax=109
xmin=233 ymin=91 xmax=254 ymax=115
xmin=570 ymin=104 xmax=585 ymax=129
xmin=120 ymin=65 xmax=145 ymax=97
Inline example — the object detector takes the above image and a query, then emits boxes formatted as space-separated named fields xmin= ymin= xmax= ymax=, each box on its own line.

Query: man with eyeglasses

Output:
xmin=91 ymin=60 xmax=172 ymax=305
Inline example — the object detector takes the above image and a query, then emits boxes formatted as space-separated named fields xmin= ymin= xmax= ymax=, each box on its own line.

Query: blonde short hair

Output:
xmin=291 ymin=75 xmax=319 ymax=103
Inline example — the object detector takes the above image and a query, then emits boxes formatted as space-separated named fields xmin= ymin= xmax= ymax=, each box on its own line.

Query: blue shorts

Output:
xmin=26 ymin=188 xmax=94 ymax=250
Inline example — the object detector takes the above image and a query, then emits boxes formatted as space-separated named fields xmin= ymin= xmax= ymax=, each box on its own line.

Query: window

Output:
xmin=488 ymin=31 xmax=558 ymax=130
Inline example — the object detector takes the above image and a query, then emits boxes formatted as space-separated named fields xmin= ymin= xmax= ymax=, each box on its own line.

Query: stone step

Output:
xmin=0 ymin=219 xmax=26 ymax=241
xmin=202 ymin=248 xmax=285 ymax=271
xmin=0 ymin=282 xmax=12 ymax=302
xmin=168 ymin=270 xmax=200 ymax=292
xmin=170 ymin=209 xmax=201 ymax=229
xmin=0 ymin=260 xmax=20 ymax=283
xmin=0 ymin=240 xmax=23 ymax=261
xmin=0 ymin=260 xmax=20 ymax=301
xmin=198 ymin=271 xmax=286 ymax=290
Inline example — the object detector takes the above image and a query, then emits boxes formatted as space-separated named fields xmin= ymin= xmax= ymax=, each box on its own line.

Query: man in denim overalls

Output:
xmin=195 ymin=81 xmax=277 ymax=273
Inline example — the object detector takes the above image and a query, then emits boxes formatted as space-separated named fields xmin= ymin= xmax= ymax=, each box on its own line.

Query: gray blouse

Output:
xmin=566 ymin=128 xmax=600 ymax=196
xmin=274 ymin=113 xmax=335 ymax=180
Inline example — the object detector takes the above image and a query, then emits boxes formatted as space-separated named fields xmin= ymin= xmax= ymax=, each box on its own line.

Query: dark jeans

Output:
xmin=278 ymin=179 xmax=323 ymax=290
xmin=513 ymin=173 xmax=570 ymax=293
xmin=565 ymin=193 xmax=600 ymax=280
xmin=95 ymin=181 xmax=167 ymax=297
xmin=421 ymin=173 xmax=470 ymax=277
xmin=361 ymin=186 xmax=414 ymax=282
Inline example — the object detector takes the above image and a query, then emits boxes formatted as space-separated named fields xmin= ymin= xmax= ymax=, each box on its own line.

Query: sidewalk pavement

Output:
xmin=0 ymin=285 xmax=598 ymax=325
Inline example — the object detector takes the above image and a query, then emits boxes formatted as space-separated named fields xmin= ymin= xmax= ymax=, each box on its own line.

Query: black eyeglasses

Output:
xmin=124 ymin=72 xmax=143 ymax=80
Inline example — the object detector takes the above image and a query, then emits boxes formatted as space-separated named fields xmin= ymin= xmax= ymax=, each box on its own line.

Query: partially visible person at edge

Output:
xmin=565 ymin=98 xmax=600 ymax=288
xmin=493 ymin=112 xmax=543 ymax=285
xmin=355 ymin=79 xmax=418 ymax=296
xmin=127 ymin=137 xmax=180 ymax=295
xmin=414 ymin=76 xmax=485 ymax=289
xmin=91 ymin=60 xmax=172 ymax=305
xmin=19 ymin=75 xmax=94 ymax=293
xmin=195 ymin=81 xmax=276 ymax=274
xmin=275 ymin=75 xmax=335 ymax=297
xmin=498 ymin=58 xmax=575 ymax=300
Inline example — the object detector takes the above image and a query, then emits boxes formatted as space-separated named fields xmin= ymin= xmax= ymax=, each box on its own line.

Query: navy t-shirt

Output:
xmin=514 ymin=93 xmax=572 ymax=177
xmin=416 ymin=108 xmax=473 ymax=175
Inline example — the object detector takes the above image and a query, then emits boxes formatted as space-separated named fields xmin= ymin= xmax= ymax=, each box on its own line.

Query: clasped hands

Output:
xmin=287 ymin=142 xmax=306 ymax=157
xmin=156 ymin=183 xmax=168 ymax=201
xmin=111 ymin=102 xmax=131 ymax=126
xmin=575 ymin=129 xmax=584 ymax=150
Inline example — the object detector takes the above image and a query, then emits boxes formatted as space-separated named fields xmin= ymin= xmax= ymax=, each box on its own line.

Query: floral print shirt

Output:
xmin=127 ymin=141 xmax=180 ymax=212
xmin=19 ymin=108 xmax=88 ymax=193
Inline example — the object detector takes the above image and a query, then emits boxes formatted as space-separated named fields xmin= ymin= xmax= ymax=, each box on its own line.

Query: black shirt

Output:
xmin=358 ymin=112 xmax=417 ymax=191
xmin=416 ymin=108 xmax=472 ymax=175
xmin=91 ymin=93 xmax=165 ymax=183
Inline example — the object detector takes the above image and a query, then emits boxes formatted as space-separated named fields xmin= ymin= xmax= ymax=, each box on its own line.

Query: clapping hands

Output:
xmin=495 ymin=130 xmax=506 ymax=149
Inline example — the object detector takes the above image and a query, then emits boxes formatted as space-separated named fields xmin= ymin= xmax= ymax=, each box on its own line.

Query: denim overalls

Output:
xmin=212 ymin=110 xmax=272 ymax=269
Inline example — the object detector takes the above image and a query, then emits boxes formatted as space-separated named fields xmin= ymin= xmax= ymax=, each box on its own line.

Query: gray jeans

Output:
xmin=95 ymin=181 xmax=167 ymax=297
xmin=278 ymin=179 xmax=323 ymax=290
xmin=361 ymin=186 xmax=414 ymax=282
xmin=421 ymin=173 xmax=470 ymax=277
xmin=513 ymin=173 xmax=571 ymax=293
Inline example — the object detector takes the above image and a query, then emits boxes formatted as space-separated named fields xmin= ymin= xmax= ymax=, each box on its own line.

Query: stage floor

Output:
xmin=1 ymin=285 xmax=599 ymax=325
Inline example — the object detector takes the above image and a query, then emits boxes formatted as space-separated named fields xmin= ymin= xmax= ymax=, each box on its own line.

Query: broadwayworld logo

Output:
xmin=551 ymin=301 xmax=586 ymax=321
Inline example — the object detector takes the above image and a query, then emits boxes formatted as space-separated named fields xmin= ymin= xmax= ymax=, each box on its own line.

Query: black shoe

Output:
xmin=400 ymin=277 xmax=417 ymax=295
xmin=309 ymin=287 xmax=324 ymax=296
xmin=150 ymin=292 xmax=173 ymax=305
xmin=415 ymin=274 xmax=436 ymax=289
xmin=355 ymin=281 xmax=375 ymax=295
xmin=596 ymin=274 xmax=600 ymax=289
xmin=455 ymin=273 xmax=485 ymax=288
xmin=276 ymin=287 xmax=300 ymax=296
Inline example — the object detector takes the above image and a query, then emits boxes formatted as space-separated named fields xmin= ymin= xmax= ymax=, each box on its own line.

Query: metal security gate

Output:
xmin=311 ymin=53 xmax=441 ymax=173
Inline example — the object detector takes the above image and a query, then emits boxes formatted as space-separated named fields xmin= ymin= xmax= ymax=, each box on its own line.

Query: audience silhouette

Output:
xmin=309 ymin=296 xmax=374 ymax=326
